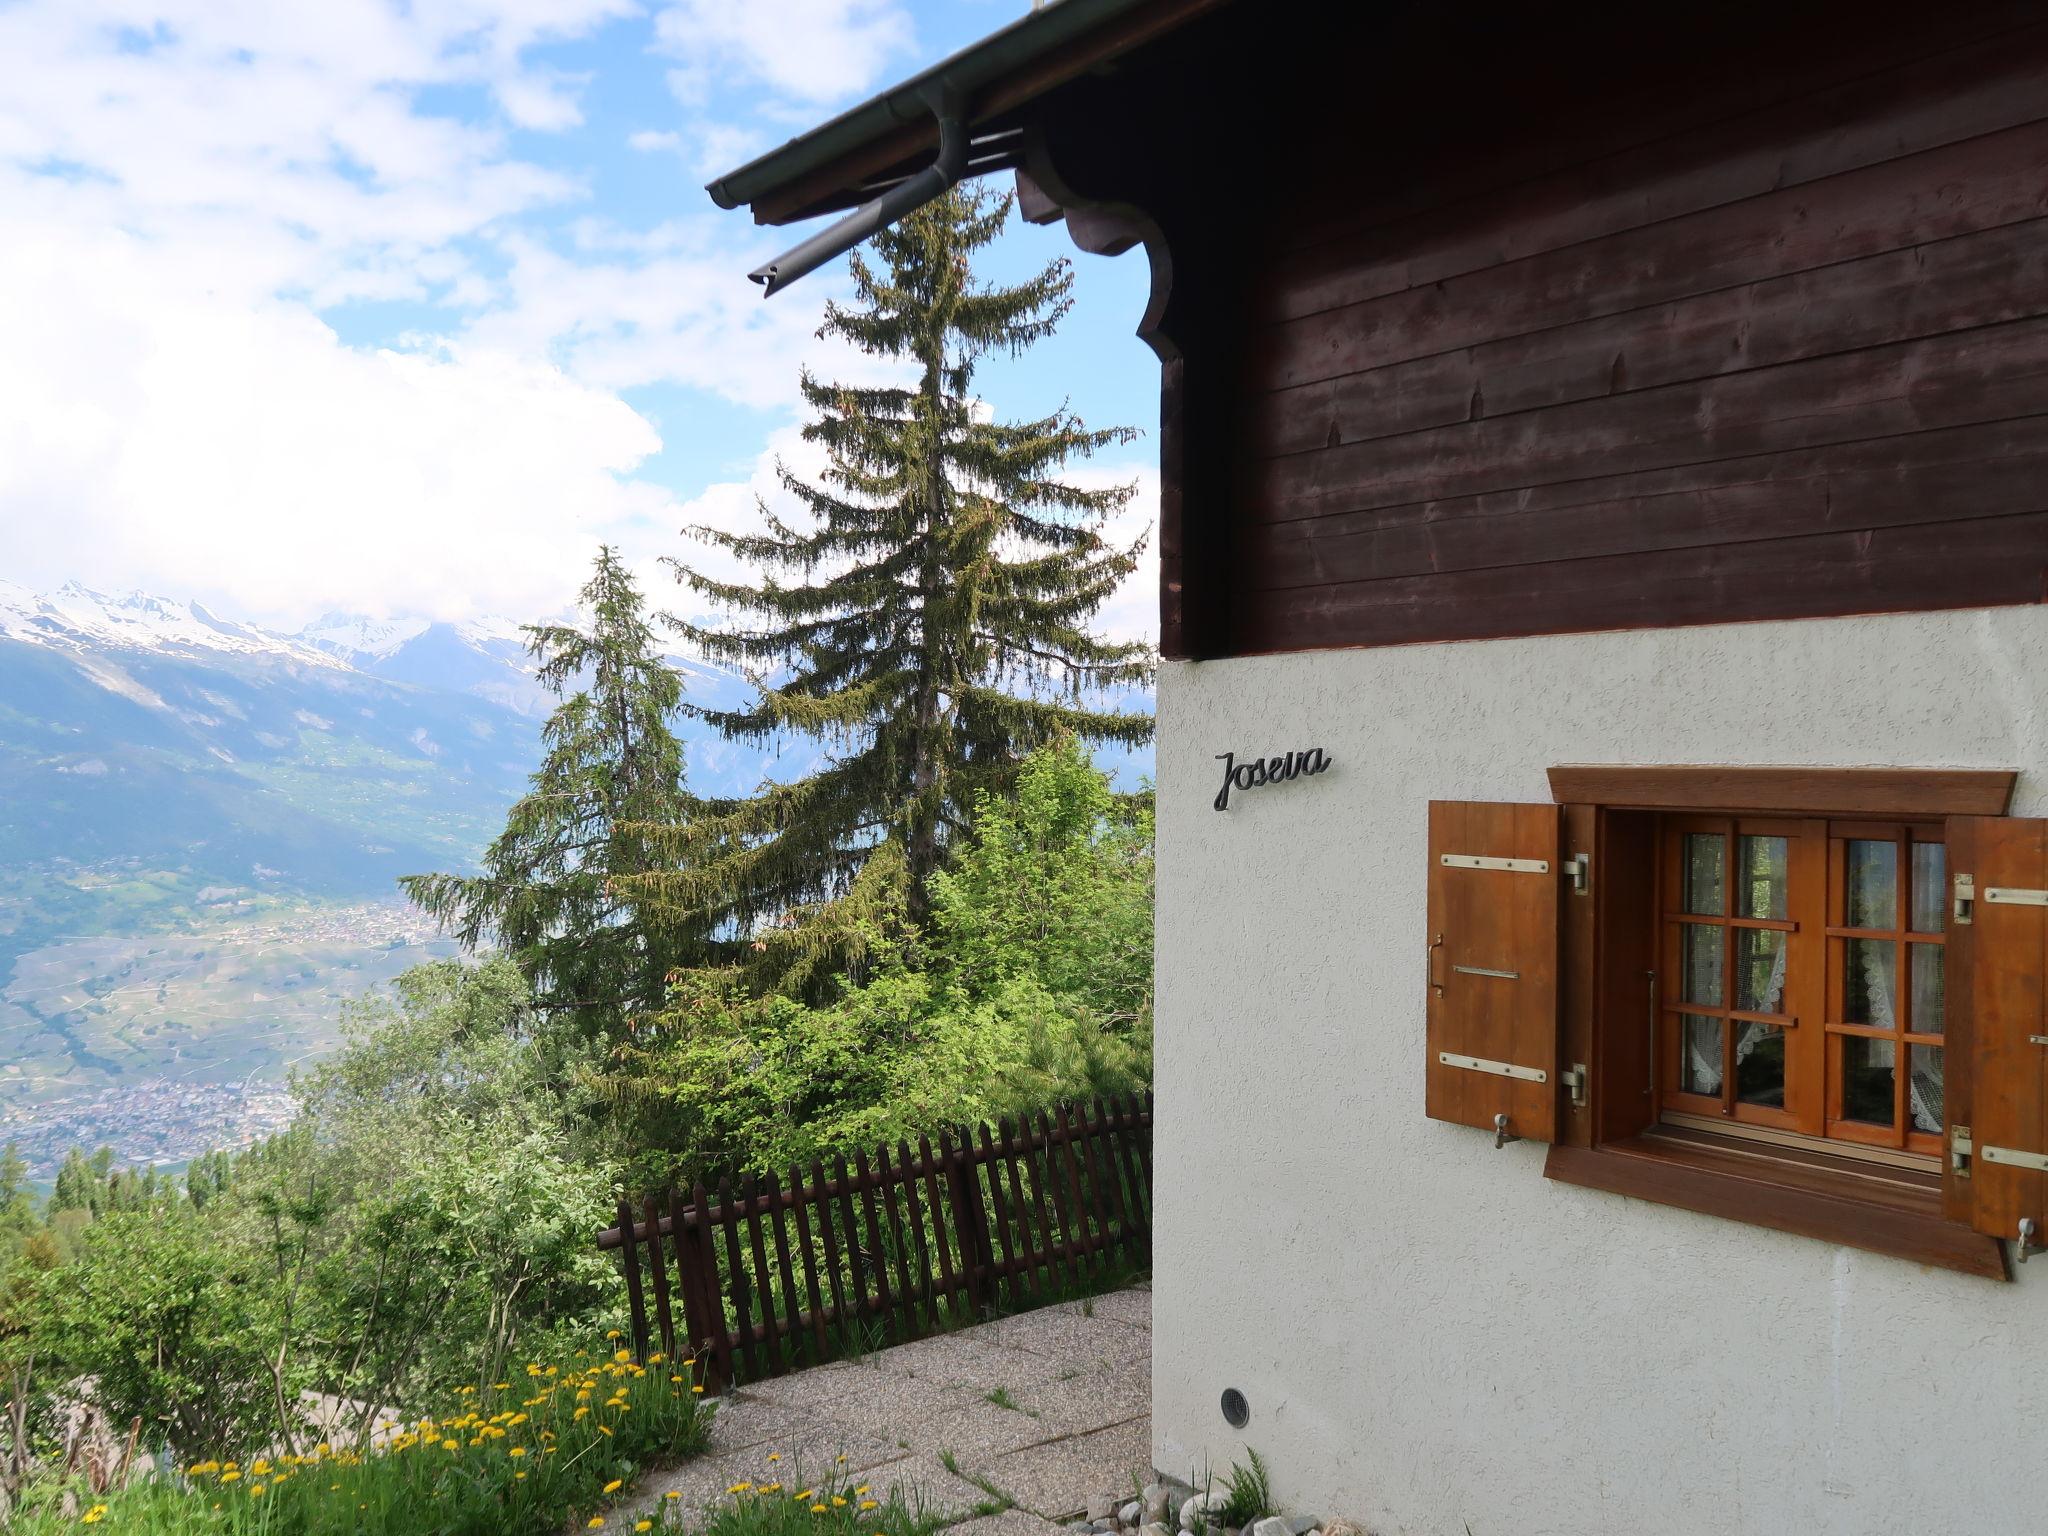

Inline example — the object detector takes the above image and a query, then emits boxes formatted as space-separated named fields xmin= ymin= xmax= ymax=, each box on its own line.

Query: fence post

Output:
xmin=943 ymin=1129 xmax=993 ymax=1316
xmin=615 ymin=1196 xmax=651 ymax=1363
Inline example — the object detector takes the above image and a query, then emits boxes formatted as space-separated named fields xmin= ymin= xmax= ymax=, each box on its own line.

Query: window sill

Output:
xmin=1544 ymin=1127 xmax=2008 ymax=1280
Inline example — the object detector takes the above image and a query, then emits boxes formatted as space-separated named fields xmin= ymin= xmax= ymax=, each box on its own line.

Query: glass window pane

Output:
xmin=1909 ymin=1045 xmax=1945 ymax=1134
xmin=1844 ymin=938 xmax=1898 ymax=1029
xmin=1736 ymin=928 xmax=1787 ymax=1015
xmin=1911 ymin=842 xmax=1946 ymax=933
xmin=1738 ymin=835 xmax=1788 ymax=920
xmin=1684 ymin=833 xmax=1724 ymax=916
xmin=1735 ymin=1022 xmax=1786 ymax=1108
xmin=1680 ymin=924 xmax=1723 ymax=1007
xmin=1910 ymin=943 xmax=1944 ymax=1035
xmin=1841 ymin=1035 xmax=1896 ymax=1127
xmin=1680 ymin=1014 xmax=1724 ymax=1097
xmin=1846 ymin=839 xmax=1898 ymax=929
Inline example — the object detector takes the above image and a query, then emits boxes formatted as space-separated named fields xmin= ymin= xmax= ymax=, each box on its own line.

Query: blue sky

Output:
xmin=0 ymin=0 xmax=1159 ymax=640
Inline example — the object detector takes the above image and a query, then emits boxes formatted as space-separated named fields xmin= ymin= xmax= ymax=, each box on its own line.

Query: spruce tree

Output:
xmin=661 ymin=186 xmax=1152 ymax=947
xmin=403 ymin=547 xmax=701 ymax=1036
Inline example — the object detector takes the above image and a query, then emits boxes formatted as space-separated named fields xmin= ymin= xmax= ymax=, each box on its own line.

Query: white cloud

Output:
xmin=0 ymin=220 xmax=676 ymax=627
xmin=653 ymin=0 xmax=915 ymax=106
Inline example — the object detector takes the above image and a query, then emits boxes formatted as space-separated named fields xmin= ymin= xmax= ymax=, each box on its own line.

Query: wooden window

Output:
xmin=1422 ymin=770 xmax=2048 ymax=1280
xmin=1652 ymin=816 xmax=1946 ymax=1160
xmin=1657 ymin=816 xmax=1824 ymax=1135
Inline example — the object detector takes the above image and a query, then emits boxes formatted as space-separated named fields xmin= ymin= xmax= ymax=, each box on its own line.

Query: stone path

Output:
xmin=620 ymin=1285 xmax=1153 ymax=1534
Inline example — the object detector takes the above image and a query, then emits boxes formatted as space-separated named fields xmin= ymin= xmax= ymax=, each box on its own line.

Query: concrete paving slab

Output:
xmin=972 ymin=1308 xmax=1151 ymax=1370
xmin=1005 ymin=1355 xmax=1150 ymax=1437
xmin=982 ymin=1417 xmax=1155 ymax=1521
xmin=746 ymin=1361 xmax=1050 ymax=1460
xmin=861 ymin=1453 xmax=1005 ymax=1521
xmin=623 ymin=1285 xmax=1153 ymax=1532
xmin=704 ymin=1395 xmax=814 ymax=1454
xmin=709 ymin=1414 xmax=915 ymax=1482
xmin=1071 ymin=1290 xmax=1150 ymax=1330
xmin=944 ymin=1510 xmax=1068 ymax=1536
xmin=865 ymin=1331 xmax=1069 ymax=1395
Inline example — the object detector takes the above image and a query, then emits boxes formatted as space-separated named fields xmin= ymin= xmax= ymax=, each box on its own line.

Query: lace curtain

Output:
xmin=1685 ymin=944 xmax=1941 ymax=1132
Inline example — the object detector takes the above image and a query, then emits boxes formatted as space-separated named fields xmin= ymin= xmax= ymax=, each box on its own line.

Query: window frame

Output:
xmin=1650 ymin=814 xmax=1949 ymax=1163
xmin=1536 ymin=765 xmax=2019 ymax=1281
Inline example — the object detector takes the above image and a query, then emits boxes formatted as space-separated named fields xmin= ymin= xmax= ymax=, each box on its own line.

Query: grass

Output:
xmin=2 ymin=1340 xmax=711 ymax=1535
xmin=980 ymin=1388 xmax=1031 ymax=1416
xmin=693 ymin=1467 xmax=951 ymax=1536
xmin=1211 ymin=1449 xmax=1274 ymax=1529
xmin=934 ymin=1451 xmax=1014 ymax=1517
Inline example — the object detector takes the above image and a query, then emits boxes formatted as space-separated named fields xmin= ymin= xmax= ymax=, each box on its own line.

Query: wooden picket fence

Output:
xmin=595 ymin=1094 xmax=1153 ymax=1390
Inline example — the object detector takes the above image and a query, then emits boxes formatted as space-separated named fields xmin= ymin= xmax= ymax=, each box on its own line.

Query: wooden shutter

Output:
xmin=1426 ymin=800 xmax=1562 ymax=1142
xmin=1947 ymin=816 xmax=2048 ymax=1244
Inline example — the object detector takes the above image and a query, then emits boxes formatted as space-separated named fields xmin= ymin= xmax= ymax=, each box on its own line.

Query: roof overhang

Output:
xmin=704 ymin=0 xmax=1230 ymax=228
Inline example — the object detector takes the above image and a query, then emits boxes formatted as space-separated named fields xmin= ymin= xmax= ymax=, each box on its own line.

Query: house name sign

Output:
xmin=1212 ymin=747 xmax=1333 ymax=811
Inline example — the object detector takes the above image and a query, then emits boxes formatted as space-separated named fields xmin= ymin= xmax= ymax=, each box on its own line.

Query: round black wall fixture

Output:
xmin=1220 ymin=1387 xmax=1249 ymax=1428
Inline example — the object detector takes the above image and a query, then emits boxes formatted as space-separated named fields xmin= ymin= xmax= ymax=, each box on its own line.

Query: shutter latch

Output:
xmin=1566 ymin=852 xmax=1590 ymax=895
xmin=1951 ymin=1124 xmax=1973 ymax=1176
xmin=1954 ymin=872 xmax=1976 ymax=925
xmin=2019 ymin=1218 xmax=2047 ymax=1266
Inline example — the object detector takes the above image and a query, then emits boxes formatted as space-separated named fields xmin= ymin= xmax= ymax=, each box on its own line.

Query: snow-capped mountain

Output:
xmin=0 ymin=584 xmax=752 ymax=723
xmin=0 ymin=580 xmax=340 ymax=668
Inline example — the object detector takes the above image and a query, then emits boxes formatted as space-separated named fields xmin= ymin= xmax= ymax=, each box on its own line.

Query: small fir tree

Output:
xmin=660 ymin=186 xmax=1152 ymax=954
xmin=403 ymin=547 xmax=702 ymax=1036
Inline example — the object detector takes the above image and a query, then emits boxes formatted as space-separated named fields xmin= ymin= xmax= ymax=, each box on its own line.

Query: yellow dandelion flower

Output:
xmin=599 ymin=1425 xmax=614 ymax=1437
xmin=510 ymin=1447 xmax=529 ymax=1458
xmin=860 ymin=1501 xmax=879 ymax=1512
xmin=767 ymin=1452 xmax=782 ymax=1463
xmin=588 ymin=1520 xmax=606 ymax=1530
xmin=517 ymin=1471 xmax=529 ymax=1481
xmin=220 ymin=1471 xmax=242 ymax=1484
xmin=604 ymin=1480 xmax=625 ymax=1495
xmin=637 ymin=1525 xmax=654 ymax=1533
xmin=812 ymin=1505 xmax=829 ymax=1514
xmin=692 ymin=1385 xmax=705 ymax=1394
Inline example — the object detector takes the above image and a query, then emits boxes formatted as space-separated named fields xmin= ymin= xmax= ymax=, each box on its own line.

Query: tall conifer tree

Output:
xmin=403 ymin=547 xmax=702 ymax=1035
xmin=661 ymin=187 xmax=1152 ymax=944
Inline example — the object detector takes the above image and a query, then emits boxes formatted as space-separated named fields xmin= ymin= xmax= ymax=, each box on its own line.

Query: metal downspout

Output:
xmin=747 ymin=92 xmax=969 ymax=298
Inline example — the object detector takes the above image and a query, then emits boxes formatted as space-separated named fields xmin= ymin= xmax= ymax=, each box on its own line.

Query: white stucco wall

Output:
xmin=1151 ymin=605 xmax=2048 ymax=1536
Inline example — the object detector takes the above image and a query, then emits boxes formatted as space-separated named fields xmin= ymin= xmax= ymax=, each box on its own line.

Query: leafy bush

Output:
xmin=640 ymin=739 xmax=1152 ymax=1181
xmin=3 ymin=1342 xmax=709 ymax=1536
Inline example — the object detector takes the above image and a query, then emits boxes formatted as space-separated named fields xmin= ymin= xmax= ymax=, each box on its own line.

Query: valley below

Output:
xmin=0 ymin=894 xmax=461 ymax=1178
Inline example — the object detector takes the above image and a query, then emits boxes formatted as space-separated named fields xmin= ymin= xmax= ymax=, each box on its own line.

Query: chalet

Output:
xmin=707 ymin=2 xmax=2048 ymax=1529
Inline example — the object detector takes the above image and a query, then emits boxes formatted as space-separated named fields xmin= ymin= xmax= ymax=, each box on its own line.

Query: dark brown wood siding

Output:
xmin=1224 ymin=5 xmax=2048 ymax=655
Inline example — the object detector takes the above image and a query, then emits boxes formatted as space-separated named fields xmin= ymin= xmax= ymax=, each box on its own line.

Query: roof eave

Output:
xmin=704 ymin=0 xmax=1218 ymax=222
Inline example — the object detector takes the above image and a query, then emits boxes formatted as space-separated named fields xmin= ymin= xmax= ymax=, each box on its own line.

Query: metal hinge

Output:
xmin=1952 ymin=1124 xmax=1973 ymax=1176
xmin=1561 ymin=1062 xmax=1588 ymax=1109
xmin=1566 ymin=852 xmax=1590 ymax=896
xmin=1440 ymin=853 xmax=1550 ymax=874
xmin=1955 ymin=873 xmax=1975 ymax=926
